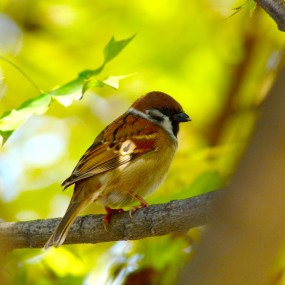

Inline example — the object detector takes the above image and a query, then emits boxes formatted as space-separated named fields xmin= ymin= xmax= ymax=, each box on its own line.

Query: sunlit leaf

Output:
xmin=52 ymin=92 xmax=83 ymax=107
xmin=231 ymin=0 xmax=256 ymax=18
xmin=50 ymin=77 xmax=84 ymax=106
xmin=103 ymin=35 xmax=136 ymax=65
xmin=83 ymin=73 xmax=134 ymax=93
xmin=82 ymin=78 xmax=105 ymax=95
xmin=50 ymin=78 xmax=84 ymax=97
xmin=0 ymin=94 xmax=51 ymax=145
xmin=0 ymin=130 xmax=13 ymax=145
xmin=103 ymin=74 xmax=135 ymax=89
xmin=0 ymin=94 xmax=51 ymax=131
xmin=0 ymin=35 xmax=135 ymax=144
xmin=247 ymin=0 xmax=257 ymax=17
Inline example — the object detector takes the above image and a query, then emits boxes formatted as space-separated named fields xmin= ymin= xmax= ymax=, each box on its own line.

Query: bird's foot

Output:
xmin=129 ymin=195 xmax=148 ymax=219
xmin=103 ymin=207 xmax=124 ymax=231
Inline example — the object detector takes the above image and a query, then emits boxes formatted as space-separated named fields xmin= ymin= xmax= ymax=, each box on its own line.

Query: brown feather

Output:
xmin=44 ymin=202 xmax=82 ymax=249
xmin=62 ymin=114 xmax=159 ymax=188
xmin=44 ymin=182 xmax=96 ymax=249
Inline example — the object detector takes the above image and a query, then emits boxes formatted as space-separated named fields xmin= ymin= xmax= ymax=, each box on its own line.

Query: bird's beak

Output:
xmin=174 ymin=111 xmax=192 ymax=122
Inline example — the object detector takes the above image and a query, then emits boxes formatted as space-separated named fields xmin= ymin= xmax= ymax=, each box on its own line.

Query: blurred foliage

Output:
xmin=0 ymin=0 xmax=285 ymax=284
xmin=0 ymin=35 xmax=135 ymax=143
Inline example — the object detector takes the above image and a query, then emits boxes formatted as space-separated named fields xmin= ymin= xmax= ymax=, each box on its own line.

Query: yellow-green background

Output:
xmin=0 ymin=0 xmax=284 ymax=284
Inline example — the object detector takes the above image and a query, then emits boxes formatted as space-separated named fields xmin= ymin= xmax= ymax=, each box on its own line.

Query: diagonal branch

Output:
xmin=255 ymin=0 xmax=285 ymax=31
xmin=0 ymin=191 xmax=219 ymax=252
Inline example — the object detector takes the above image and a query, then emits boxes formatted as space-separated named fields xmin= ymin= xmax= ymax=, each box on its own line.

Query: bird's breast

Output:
xmin=95 ymin=139 xmax=177 ymax=208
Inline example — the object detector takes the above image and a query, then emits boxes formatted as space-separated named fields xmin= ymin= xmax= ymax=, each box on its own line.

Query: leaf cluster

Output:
xmin=0 ymin=35 xmax=135 ymax=144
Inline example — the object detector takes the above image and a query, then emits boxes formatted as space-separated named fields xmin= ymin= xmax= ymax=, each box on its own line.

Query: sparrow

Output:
xmin=44 ymin=91 xmax=191 ymax=249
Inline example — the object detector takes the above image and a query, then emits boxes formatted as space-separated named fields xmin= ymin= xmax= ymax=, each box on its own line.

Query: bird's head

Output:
xmin=129 ymin=91 xmax=191 ymax=138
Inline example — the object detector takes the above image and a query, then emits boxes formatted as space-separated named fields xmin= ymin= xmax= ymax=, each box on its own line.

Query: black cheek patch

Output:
xmin=172 ymin=122 xmax=179 ymax=137
xmin=115 ymin=143 xmax=122 ymax=151
xmin=150 ymin=113 xmax=164 ymax=122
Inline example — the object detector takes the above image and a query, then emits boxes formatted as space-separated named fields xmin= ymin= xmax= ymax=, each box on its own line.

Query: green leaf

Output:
xmin=103 ymin=35 xmax=135 ymax=65
xmin=82 ymin=79 xmax=105 ymax=95
xmin=247 ymin=0 xmax=257 ymax=17
xmin=102 ymin=74 xmax=135 ymax=89
xmin=0 ymin=130 xmax=13 ymax=145
xmin=231 ymin=0 xmax=257 ymax=17
xmin=50 ymin=77 xmax=84 ymax=107
xmin=83 ymin=73 xmax=134 ymax=93
xmin=0 ymin=35 xmax=135 ymax=145
xmin=0 ymin=94 xmax=51 ymax=131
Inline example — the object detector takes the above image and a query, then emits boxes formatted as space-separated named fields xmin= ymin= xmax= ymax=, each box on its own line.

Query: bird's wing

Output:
xmin=62 ymin=113 xmax=160 ymax=188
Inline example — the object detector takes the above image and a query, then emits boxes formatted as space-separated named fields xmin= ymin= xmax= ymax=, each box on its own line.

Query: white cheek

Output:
xmin=156 ymin=116 xmax=177 ymax=141
xmin=159 ymin=117 xmax=173 ymax=135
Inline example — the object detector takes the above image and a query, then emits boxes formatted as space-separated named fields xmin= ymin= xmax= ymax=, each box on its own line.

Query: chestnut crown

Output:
xmin=129 ymin=91 xmax=191 ymax=138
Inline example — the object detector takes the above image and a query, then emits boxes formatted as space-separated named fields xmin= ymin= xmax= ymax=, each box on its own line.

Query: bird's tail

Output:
xmin=44 ymin=201 xmax=85 ymax=249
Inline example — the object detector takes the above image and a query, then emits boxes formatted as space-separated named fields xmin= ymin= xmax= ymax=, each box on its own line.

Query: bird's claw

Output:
xmin=103 ymin=207 xmax=124 ymax=231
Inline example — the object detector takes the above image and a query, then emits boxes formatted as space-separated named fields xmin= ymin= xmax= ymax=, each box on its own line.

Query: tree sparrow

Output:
xmin=44 ymin=91 xmax=191 ymax=249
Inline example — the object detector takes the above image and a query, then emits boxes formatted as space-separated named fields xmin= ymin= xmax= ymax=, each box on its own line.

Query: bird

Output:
xmin=44 ymin=91 xmax=191 ymax=249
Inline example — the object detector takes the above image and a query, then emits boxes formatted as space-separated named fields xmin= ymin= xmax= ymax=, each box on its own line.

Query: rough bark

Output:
xmin=255 ymin=0 xmax=285 ymax=31
xmin=0 ymin=191 xmax=219 ymax=252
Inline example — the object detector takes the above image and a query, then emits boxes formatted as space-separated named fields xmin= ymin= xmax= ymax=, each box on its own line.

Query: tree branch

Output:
xmin=0 ymin=191 xmax=219 ymax=251
xmin=177 ymin=62 xmax=285 ymax=285
xmin=255 ymin=0 xmax=285 ymax=31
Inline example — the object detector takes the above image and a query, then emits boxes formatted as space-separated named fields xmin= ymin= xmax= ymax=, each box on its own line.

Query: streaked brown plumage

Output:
xmin=44 ymin=91 xmax=190 ymax=249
